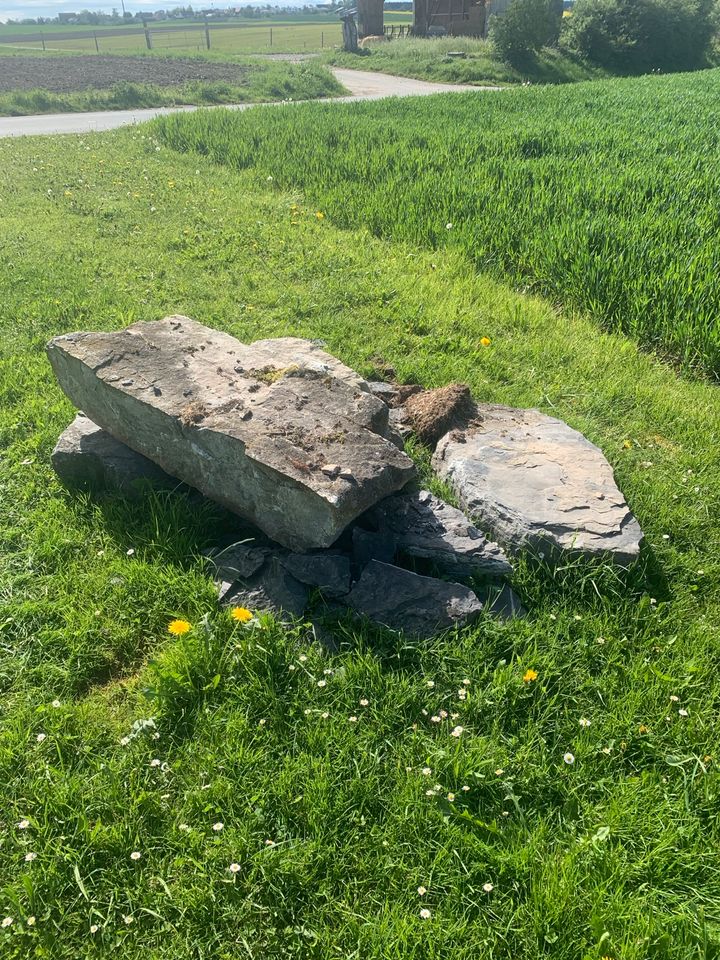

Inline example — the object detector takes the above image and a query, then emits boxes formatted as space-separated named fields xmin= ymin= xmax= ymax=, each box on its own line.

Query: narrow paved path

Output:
xmin=0 ymin=69 xmax=499 ymax=138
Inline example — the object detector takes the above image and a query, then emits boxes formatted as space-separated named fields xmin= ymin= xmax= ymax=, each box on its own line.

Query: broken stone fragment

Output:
xmin=279 ymin=551 xmax=352 ymax=598
xmin=204 ymin=539 xmax=271 ymax=601
xmin=433 ymin=406 xmax=644 ymax=565
xmin=344 ymin=560 xmax=482 ymax=638
xmin=363 ymin=489 xmax=512 ymax=578
xmin=47 ymin=316 xmax=416 ymax=551
xmin=51 ymin=413 xmax=175 ymax=494
xmin=221 ymin=555 xmax=308 ymax=620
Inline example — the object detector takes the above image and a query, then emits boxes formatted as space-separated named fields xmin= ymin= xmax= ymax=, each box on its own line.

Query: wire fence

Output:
xmin=0 ymin=22 xmax=347 ymax=56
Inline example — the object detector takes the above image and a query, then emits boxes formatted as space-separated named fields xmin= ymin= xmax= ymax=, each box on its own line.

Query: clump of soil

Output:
xmin=402 ymin=383 xmax=477 ymax=447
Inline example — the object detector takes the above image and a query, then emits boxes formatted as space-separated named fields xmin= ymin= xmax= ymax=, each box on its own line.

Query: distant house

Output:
xmin=413 ymin=0 xmax=552 ymax=37
xmin=413 ymin=0 xmax=492 ymax=37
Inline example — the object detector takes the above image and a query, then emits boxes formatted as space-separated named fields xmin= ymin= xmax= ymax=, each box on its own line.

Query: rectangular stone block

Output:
xmin=47 ymin=316 xmax=416 ymax=551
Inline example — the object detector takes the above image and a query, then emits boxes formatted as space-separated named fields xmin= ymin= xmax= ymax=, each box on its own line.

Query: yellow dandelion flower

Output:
xmin=231 ymin=607 xmax=253 ymax=623
xmin=480 ymin=337 xmax=492 ymax=347
xmin=168 ymin=619 xmax=191 ymax=635
xmin=638 ymin=724 xmax=649 ymax=734
xmin=523 ymin=668 xmax=538 ymax=683
xmin=315 ymin=211 xmax=324 ymax=220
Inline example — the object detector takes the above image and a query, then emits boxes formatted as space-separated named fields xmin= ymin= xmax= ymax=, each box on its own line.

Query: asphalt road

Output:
xmin=0 ymin=69 xmax=499 ymax=138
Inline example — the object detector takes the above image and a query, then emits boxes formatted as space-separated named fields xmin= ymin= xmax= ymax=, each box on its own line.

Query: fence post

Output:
xmin=93 ymin=31 xmax=99 ymax=52
xmin=269 ymin=27 xmax=273 ymax=47
xmin=205 ymin=18 xmax=211 ymax=50
xmin=40 ymin=31 xmax=46 ymax=51
xmin=321 ymin=30 xmax=324 ymax=48
xmin=143 ymin=22 xmax=153 ymax=50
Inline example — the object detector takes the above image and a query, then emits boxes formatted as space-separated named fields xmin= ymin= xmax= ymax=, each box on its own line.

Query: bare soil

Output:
xmin=0 ymin=55 xmax=252 ymax=93
xmin=403 ymin=383 xmax=478 ymax=447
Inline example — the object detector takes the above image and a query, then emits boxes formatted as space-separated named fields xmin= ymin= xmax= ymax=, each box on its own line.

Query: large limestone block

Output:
xmin=432 ymin=406 xmax=643 ymax=565
xmin=47 ymin=316 xmax=416 ymax=551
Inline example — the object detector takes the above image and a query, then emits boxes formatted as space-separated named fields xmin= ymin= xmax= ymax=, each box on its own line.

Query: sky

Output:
xmin=0 ymin=0 xmax=303 ymax=23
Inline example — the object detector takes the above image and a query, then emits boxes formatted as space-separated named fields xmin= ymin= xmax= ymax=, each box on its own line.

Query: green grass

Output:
xmin=1 ymin=119 xmax=720 ymax=958
xmin=154 ymin=69 xmax=720 ymax=379
xmin=326 ymin=36 xmax=606 ymax=85
xmin=0 ymin=64 xmax=345 ymax=116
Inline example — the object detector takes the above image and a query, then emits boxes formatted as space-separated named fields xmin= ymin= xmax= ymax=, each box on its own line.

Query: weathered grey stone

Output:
xmin=365 ymin=489 xmax=512 ymax=578
xmin=280 ymin=551 xmax=351 ymax=598
xmin=433 ymin=406 xmax=644 ymax=565
xmin=47 ymin=316 xmax=416 ymax=551
xmin=51 ymin=413 xmax=174 ymax=493
xmin=389 ymin=407 xmax=412 ymax=440
xmin=222 ymin=556 xmax=308 ymax=619
xmin=345 ymin=560 xmax=482 ymax=637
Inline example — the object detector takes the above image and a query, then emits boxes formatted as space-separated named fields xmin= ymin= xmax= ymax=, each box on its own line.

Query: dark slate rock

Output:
xmin=475 ymin=583 xmax=526 ymax=621
xmin=280 ymin=551 xmax=352 ymax=598
xmin=365 ymin=489 xmax=512 ymax=578
xmin=206 ymin=540 xmax=270 ymax=580
xmin=344 ymin=560 xmax=482 ymax=638
xmin=51 ymin=413 xmax=174 ymax=494
xmin=222 ymin=556 xmax=308 ymax=620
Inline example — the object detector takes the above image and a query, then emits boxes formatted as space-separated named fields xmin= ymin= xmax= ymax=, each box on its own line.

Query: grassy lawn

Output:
xmin=155 ymin=69 xmax=720 ymax=378
xmin=326 ymin=36 xmax=606 ymax=85
xmin=1 ymin=118 xmax=719 ymax=959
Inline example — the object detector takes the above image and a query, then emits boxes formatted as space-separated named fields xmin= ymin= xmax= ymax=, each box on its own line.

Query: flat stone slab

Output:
xmin=432 ymin=406 xmax=643 ymax=565
xmin=345 ymin=560 xmax=482 ymax=637
xmin=52 ymin=413 xmax=174 ymax=493
xmin=364 ymin=489 xmax=512 ymax=578
xmin=47 ymin=316 xmax=416 ymax=551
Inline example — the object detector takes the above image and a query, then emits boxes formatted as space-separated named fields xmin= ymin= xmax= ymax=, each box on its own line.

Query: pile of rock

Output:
xmin=47 ymin=316 xmax=643 ymax=637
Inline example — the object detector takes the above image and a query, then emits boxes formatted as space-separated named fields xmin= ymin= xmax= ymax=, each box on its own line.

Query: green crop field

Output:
xmin=155 ymin=68 xmax=720 ymax=379
xmin=0 ymin=15 xmax=413 ymax=55
xmin=2 ymin=74 xmax=720 ymax=959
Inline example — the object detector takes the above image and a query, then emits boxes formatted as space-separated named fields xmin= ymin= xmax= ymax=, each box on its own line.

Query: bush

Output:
xmin=490 ymin=0 xmax=564 ymax=62
xmin=561 ymin=0 xmax=718 ymax=73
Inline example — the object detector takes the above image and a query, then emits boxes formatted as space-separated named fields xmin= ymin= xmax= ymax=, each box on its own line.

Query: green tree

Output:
xmin=490 ymin=0 xmax=563 ymax=62
xmin=561 ymin=0 xmax=718 ymax=72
